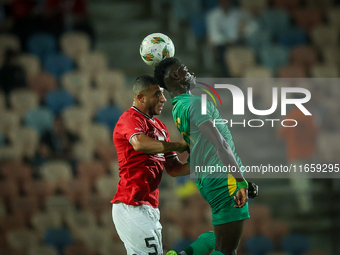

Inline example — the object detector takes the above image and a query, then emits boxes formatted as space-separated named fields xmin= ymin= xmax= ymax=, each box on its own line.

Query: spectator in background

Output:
xmin=206 ymin=0 xmax=259 ymax=76
xmin=278 ymin=101 xmax=319 ymax=213
xmin=43 ymin=0 xmax=95 ymax=46
xmin=0 ymin=49 xmax=26 ymax=98
xmin=36 ymin=115 xmax=79 ymax=166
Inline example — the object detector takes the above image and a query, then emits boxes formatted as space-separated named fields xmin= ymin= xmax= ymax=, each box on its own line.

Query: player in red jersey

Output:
xmin=111 ymin=75 xmax=190 ymax=255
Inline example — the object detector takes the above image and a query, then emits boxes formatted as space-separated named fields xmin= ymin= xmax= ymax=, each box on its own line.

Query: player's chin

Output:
xmin=155 ymin=107 xmax=163 ymax=115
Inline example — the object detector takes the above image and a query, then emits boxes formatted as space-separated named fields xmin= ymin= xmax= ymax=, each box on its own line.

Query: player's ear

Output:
xmin=136 ymin=93 xmax=145 ymax=103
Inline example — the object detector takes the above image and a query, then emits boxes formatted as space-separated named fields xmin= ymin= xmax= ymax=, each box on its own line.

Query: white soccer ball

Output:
xmin=139 ymin=33 xmax=175 ymax=67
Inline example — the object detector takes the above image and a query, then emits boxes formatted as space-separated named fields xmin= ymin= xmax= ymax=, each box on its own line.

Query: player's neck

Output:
xmin=168 ymin=83 xmax=190 ymax=99
xmin=132 ymin=103 xmax=154 ymax=118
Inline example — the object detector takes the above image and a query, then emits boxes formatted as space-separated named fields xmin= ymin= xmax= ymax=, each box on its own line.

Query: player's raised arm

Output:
xmin=130 ymin=134 xmax=188 ymax=154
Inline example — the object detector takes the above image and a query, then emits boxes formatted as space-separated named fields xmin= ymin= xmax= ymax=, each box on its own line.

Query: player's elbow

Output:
xmin=131 ymin=141 xmax=144 ymax=152
xmin=166 ymin=168 xmax=178 ymax=177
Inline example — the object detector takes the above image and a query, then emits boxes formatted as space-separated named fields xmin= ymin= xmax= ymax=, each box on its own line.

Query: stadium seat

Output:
xmin=245 ymin=235 xmax=275 ymax=255
xmin=45 ymin=89 xmax=76 ymax=115
xmin=83 ymin=123 xmax=111 ymax=146
xmin=24 ymin=107 xmax=54 ymax=135
xmin=45 ymin=196 xmax=76 ymax=218
xmin=28 ymin=72 xmax=58 ymax=100
xmin=27 ymin=33 xmax=57 ymax=64
xmin=44 ymin=53 xmax=74 ymax=80
xmin=246 ymin=29 xmax=272 ymax=56
xmin=241 ymin=0 xmax=267 ymax=15
xmin=0 ymin=200 xmax=6 ymax=220
xmin=258 ymin=219 xmax=290 ymax=246
xmin=12 ymin=127 xmax=39 ymax=159
xmin=60 ymin=32 xmax=91 ymax=63
xmin=62 ymin=106 xmax=91 ymax=136
xmin=28 ymin=245 xmax=59 ymax=255
xmin=278 ymin=65 xmax=307 ymax=78
xmin=0 ymin=160 xmax=32 ymax=183
xmin=22 ymin=179 xmax=54 ymax=207
xmin=96 ymin=176 xmax=119 ymax=199
xmin=17 ymin=54 xmax=41 ymax=78
xmin=292 ymin=8 xmax=323 ymax=31
xmin=9 ymin=196 xmax=39 ymax=222
xmin=276 ymin=27 xmax=307 ymax=48
xmin=0 ymin=92 xmax=5 ymax=112
xmin=61 ymin=71 xmax=91 ymax=98
xmin=0 ymin=34 xmax=21 ymax=57
xmin=31 ymin=211 xmax=63 ymax=239
xmin=244 ymin=66 xmax=273 ymax=78
xmin=260 ymin=9 xmax=290 ymax=35
xmin=0 ymin=212 xmax=27 ymax=232
xmin=306 ymin=0 xmax=333 ymax=10
xmin=281 ymin=234 xmax=310 ymax=255
xmin=80 ymin=194 xmax=111 ymax=218
xmin=94 ymin=70 xmax=126 ymax=101
xmin=94 ymin=141 xmax=118 ymax=168
xmin=290 ymin=46 xmax=318 ymax=72
xmin=310 ymin=25 xmax=339 ymax=49
xmin=78 ymin=227 xmax=112 ymax=253
xmin=76 ymin=160 xmax=106 ymax=187
xmin=63 ymin=242 xmax=94 ymax=255
xmin=72 ymin=141 xmax=95 ymax=161
xmin=9 ymin=89 xmax=39 ymax=118
xmin=65 ymin=210 xmax=96 ymax=239
xmin=79 ymin=88 xmax=110 ymax=116
xmin=40 ymin=160 xmax=73 ymax=190
xmin=311 ymin=64 xmax=339 ymax=78
xmin=272 ymin=0 xmax=301 ymax=12
xmin=6 ymin=228 xmax=39 ymax=253
xmin=0 ymin=111 xmax=19 ymax=135
xmin=61 ymin=178 xmax=91 ymax=202
xmin=226 ymin=47 xmax=256 ymax=77
xmin=328 ymin=8 xmax=340 ymax=28
xmin=44 ymin=227 xmax=73 ymax=254
xmin=78 ymin=52 xmax=108 ymax=79
xmin=321 ymin=47 xmax=340 ymax=65
xmin=260 ymin=45 xmax=289 ymax=73
xmin=317 ymin=132 xmax=340 ymax=163
xmin=95 ymin=105 xmax=123 ymax=133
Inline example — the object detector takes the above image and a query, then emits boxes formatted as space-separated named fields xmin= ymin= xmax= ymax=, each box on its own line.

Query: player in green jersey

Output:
xmin=155 ymin=57 xmax=257 ymax=255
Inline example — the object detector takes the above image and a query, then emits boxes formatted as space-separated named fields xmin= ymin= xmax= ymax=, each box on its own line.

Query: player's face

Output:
xmin=144 ymin=84 xmax=167 ymax=116
xmin=175 ymin=63 xmax=196 ymax=88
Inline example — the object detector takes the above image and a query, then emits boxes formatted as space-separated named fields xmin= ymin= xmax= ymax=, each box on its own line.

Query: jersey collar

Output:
xmin=131 ymin=106 xmax=155 ymax=122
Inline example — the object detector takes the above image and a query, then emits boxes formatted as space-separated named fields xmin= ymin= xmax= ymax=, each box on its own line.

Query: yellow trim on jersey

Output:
xmin=228 ymin=174 xmax=237 ymax=196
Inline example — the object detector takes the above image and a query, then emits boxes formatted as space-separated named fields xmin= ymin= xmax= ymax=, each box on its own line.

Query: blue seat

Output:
xmin=45 ymin=89 xmax=75 ymax=115
xmin=44 ymin=53 xmax=74 ymax=80
xmin=44 ymin=227 xmax=73 ymax=254
xmin=24 ymin=107 xmax=54 ymax=135
xmin=281 ymin=234 xmax=310 ymax=255
xmin=260 ymin=9 xmax=291 ymax=35
xmin=190 ymin=12 xmax=207 ymax=40
xmin=247 ymin=29 xmax=272 ymax=56
xmin=95 ymin=105 xmax=123 ymax=133
xmin=245 ymin=235 xmax=275 ymax=255
xmin=260 ymin=45 xmax=289 ymax=73
xmin=276 ymin=27 xmax=307 ymax=48
xmin=27 ymin=33 xmax=57 ymax=64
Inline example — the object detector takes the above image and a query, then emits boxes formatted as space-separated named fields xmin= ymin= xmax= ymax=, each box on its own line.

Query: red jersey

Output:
xmin=111 ymin=106 xmax=176 ymax=208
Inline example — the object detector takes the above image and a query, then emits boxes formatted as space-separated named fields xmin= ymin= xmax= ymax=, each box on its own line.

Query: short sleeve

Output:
xmin=121 ymin=115 xmax=146 ymax=144
xmin=190 ymin=97 xmax=212 ymax=127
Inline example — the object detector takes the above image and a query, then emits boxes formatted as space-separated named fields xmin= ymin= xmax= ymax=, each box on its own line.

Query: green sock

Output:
xmin=210 ymin=251 xmax=225 ymax=255
xmin=183 ymin=231 xmax=216 ymax=255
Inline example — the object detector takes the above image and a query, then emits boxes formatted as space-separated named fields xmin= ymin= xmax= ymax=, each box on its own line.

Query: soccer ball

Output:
xmin=139 ymin=33 xmax=175 ymax=67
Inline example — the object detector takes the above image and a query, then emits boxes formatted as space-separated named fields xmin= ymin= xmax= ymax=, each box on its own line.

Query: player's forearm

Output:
xmin=131 ymin=135 xmax=186 ymax=154
xmin=167 ymin=163 xmax=191 ymax=177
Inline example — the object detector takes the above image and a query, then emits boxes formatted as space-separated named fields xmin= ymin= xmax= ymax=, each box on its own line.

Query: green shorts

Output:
xmin=199 ymin=176 xmax=250 ymax=225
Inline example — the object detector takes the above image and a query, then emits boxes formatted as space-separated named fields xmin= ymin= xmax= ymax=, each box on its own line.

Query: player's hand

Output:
xmin=177 ymin=140 xmax=188 ymax=153
xmin=248 ymin=182 xmax=259 ymax=199
xmin=234 ymin=188 xmax=248 ymax=208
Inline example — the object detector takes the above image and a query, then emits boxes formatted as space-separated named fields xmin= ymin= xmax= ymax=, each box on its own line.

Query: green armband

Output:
xmin=238 ymin=180 xmax=248 ymax=189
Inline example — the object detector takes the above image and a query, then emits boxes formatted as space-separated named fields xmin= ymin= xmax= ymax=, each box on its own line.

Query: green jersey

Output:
xmin=171 ymin=94 xmax=244 ymax=189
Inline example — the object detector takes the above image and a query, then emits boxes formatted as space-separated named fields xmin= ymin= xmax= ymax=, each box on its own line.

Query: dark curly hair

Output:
xmin=153 ymin=57 xmax=180 ymax=90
